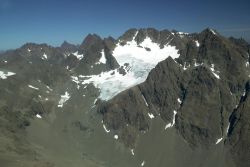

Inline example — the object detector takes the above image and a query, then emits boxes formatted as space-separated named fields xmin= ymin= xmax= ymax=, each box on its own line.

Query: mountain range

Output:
xmin=0 ymin=28 xmax=249 ymax=167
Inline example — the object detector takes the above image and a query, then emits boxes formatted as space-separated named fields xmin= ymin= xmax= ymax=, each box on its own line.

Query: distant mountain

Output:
xmin=59 ymin=40 xmax=78 ymax=53
xmin=0 ymin=28 xmax=249 ymax=167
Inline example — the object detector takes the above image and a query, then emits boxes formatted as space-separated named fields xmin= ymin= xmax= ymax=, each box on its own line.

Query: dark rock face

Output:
xmin=118 ymin=28 xmax=138 ymax=44
xmin=226 ymin=82 xmax=250 ymax=167
xmin=98 ymin=29 xmax=250 ymax=167
xmin=120 ymin=28 xmax=177 ymax=46
xmin=75 ymin=34 xmax=119 ymax=75
xmin=103 ymin=45 xmax=120 ymax=70
xmin=176 ymin=66 xmax=233 ymax=147
xmin=104 ymin=36 xmax=116 ymax=50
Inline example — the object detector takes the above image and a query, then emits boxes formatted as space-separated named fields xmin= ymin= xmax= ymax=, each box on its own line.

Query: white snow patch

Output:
xmin=133 ymin=31 xmax=139 ymax=40
xmin=195 ymin=40 xmax=200 ymax=47
xmin=141 ymin=161 xmax=145 ymax=166
xmin=211 ymin=71 xmax=220 ymax=79
xmin=71 ymin=76 xmax=80 ymax=83
xmin=235 ymin=104 xmax=238 ymax=109
xmin=194 ymin=59 xmax=203 ymax=67
xmin=42 ymin=53 xmax=48 ymax=60
xmin=172 ymin=110 xmax=177 ymax=125
xmin=95 ymin=49 xmax=106 ymax=64
xmin=114 ymin=135 xmax=118 ymax=140
xmin=210 ymin=29 xmax=216 ymax=35
xmin=58 ymin=91 xmax=70 ymax=108
xmin=46 ymin=86 xmax=53 ymax=91
xmin=215 ymin=137 xmax=223 ymax=144
xmin=165 ymin=123 xmax=172 ymax=129
xmin=0 ymin=71 xmax=16 ymax=79
xmin=177 ymin=98 xmax=182 ymax=104
xmin=242 ymin=90 xmax=246 ymax=97
xmin=28 ymin=85 xmax=39 ymax=90
xmin=103 ymin=124 xmax=110 ymax=133
xmin=36 ymin=114 xmax=42 ymax=119
xmin=210 ymin=64 xmax=220 ymax=79
xmin=45 ymin=98 xmax=49 ymax=101
xmin=4 ymin=60 xmax=7 ymax=63
xmin=166 ymin=38 xmax=174 ymax=45
xmin=246 ymin=62 xmax=249 ymax=67
xmin=71 ymin=76 xmax=80 ymax=88
xmin=141 ymin=94 xmax=148 ymax=106
xmin=64 ymin=53 xmax=70 ymax=57
xmin=177 ymin=32 xmax=188 ymax=38
xmin=93 ymin=98 xmax=98 ymax=104
xmin=177 ymin=32 xmax=189 ymax=35
xmin=131 ymin=149 xmax=135 ymax=156
xmin=148 ymin=113 xmax=155 ymax=119
xmin=226 ymin=123 xmax=230 ymax=135
xmin=165 ymin=110 xmax=177 ymax=130
xmin=78 ymin=34 xmax=179 ymax=100
xmin=72 ymin=51 xmax=84 ymax=60
xmin=182 ymin=62 xmax=190 ymax=70
xmin=27 ymin=48 xmax=31 ymax=52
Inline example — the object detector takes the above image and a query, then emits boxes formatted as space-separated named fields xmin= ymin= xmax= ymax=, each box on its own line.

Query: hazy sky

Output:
xmin=0 ymin=0 xmax=250 ymax=50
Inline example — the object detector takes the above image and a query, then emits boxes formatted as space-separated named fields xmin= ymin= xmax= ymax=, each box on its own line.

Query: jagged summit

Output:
xmin=80 ymin=33 xmax=103 ymax=49
xmin=20 ymin=42 xmax=52 ymax=50
xmin=60 ymin=40 xmax=78 ymax=53
xmin=60 ymin=40 xmax=75 ymax=48
xmin=201 ymin=28 xmax=218 ymax=35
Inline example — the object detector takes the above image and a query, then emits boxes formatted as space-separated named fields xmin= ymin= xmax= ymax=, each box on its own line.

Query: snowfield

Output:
xmin=58 ymin=91 xmax=71 ymax=108
xmin=0 ymin=71 xmax=16 ymax=79
xmin=77 ymin=32 xmax=180 ymax=100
